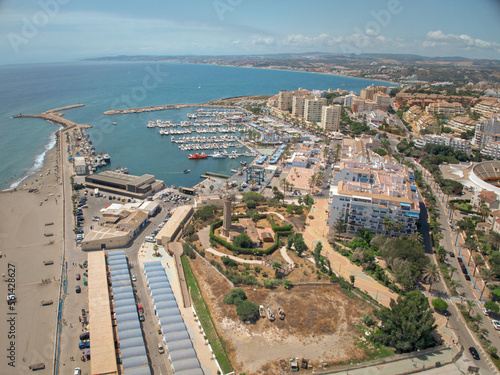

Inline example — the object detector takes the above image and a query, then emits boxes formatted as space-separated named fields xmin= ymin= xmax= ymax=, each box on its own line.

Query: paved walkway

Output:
xmin=280 ymin=246 xmax=294 ymax=265
xmin=319 ymin=346 xmax=460 ymax=375
xmin=205 ymin=247 xmax=263 ymax=264
xmin=302 ymin=198 xmax=398 ymax=307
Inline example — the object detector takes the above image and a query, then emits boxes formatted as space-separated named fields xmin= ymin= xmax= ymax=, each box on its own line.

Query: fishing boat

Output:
xmin=112 ymin=121 xmax=117 ymax=125
xmin=183 ymin=169 xmax=190 ymax=174
xmin=240 ymin=160 xmax=248 ymax=166
xmin=188 ymin=153 xmax=208 ymax=159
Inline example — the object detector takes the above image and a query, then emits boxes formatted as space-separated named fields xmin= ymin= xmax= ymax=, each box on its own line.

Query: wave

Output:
xmin=6 ymin=132 xmax=58 ymax=190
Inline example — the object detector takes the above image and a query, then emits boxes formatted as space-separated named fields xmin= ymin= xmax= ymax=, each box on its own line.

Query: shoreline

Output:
xmin=4 ymin=104 xmax=89 ymax=192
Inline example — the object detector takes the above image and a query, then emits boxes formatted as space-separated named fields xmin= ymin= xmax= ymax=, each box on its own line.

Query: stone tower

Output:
xmin=222 ymin=197 xmax=231 ymax=236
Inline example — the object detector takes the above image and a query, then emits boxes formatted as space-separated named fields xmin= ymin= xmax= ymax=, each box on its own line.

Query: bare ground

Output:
xmin=189 ymin=254 xmax=372 ymax=374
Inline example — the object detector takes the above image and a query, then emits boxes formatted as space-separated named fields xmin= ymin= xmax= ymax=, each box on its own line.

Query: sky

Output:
xmin=0 ymin=0 xmax=499 ymax=65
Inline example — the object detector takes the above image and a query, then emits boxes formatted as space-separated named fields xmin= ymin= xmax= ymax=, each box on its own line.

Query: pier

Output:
xmin=103 ymin=102 xmax=238 ymax=115
xmin=14 ymin=104 xmax=91 ymax=131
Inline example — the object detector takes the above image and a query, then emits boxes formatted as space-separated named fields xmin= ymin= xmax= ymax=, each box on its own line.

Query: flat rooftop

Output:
xmin=88 ymin=251 xmax=118 ymax=375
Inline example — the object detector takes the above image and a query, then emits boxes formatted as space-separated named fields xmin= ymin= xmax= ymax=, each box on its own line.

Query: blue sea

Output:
xmin=0 ymin=61 xmax=395 ymax=190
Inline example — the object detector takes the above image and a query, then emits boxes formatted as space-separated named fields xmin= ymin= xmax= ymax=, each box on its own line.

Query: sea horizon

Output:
xmin=0 ymin=61 xmax=396 ymax=191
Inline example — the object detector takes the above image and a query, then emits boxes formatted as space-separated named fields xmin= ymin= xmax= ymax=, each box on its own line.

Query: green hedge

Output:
xmin=267 ymin=214 xmax=293 ymax=232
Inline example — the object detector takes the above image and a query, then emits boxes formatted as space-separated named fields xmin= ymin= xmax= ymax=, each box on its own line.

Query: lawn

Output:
xmin=181 ymin=255 xmax=233 ymax=374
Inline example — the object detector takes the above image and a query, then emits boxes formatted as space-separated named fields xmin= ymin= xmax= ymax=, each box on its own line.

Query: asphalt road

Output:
xmin=418 ymin=175 xmax=499 ymax=375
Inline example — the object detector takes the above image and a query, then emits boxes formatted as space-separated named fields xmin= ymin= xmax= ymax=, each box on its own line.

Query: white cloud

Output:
xmin=425 ymin=30 xmax=500 ymax=51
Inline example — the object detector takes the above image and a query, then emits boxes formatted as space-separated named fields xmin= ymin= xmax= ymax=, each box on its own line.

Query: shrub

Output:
xmin=431 ymin=298 xmax=449 ymax=311
xmin=233 ymin=233 xmax=253 ymax=249
xmin=246 ymin=200 xmax=256 ymax=209
xmin=223 ymin=289 xmax=247 ymax=305
xmin=283 ymin=280 xmax=293 ymax=289
xmin=362 ymin=314 xmax=375 ymax=326
xmin=236 ymin=300 xmax=260 ymax=322
xmin=222 ymin=256 xmax=238 ymax=268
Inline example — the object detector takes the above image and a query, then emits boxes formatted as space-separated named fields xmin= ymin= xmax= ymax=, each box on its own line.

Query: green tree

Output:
xmin=236 ymin=300 xmax=260 ymax=322
xmin=332 ymin=209 xmax=347 ymax=240
xmin=375 ymin=291 xmax=437 ymax=353
xmin=233 ymin=233 xmax=253 ymax=249
xmin=246 ymin=199 xmax=256 ymax=209
xmin=349 ymin=275 xmax=355 ymax=286
xmin=293 ymin=233 xmax=308 ymax=256
xmin=485 ymin=301 xmax=500 ymax=314
xmin=422 ymin=263 xmax=441 ymax=292
xmin=223 ymin=289 xmax=247 ymax=305
xmin=431 ymin=298 xmax=448 ymax=311
xmin=153 ymin=244 xmax=160 ymax=257
xmin=283 ymin=280 xmax=293 ymax=290
xmin=437 ymin=247 xmax=447 ymax=263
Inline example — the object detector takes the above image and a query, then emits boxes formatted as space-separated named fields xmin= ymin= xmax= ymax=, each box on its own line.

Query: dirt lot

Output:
xmin=190 ymin=254 xmax=373 ymax=374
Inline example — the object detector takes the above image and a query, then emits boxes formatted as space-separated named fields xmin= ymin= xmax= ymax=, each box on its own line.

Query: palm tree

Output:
xmin=383 ymin=217 xmax=394 ymax=234
xmin=153 ymin=244 xmax=159 ymax=257
xmin=450 ymin=279 xmax=461 ymax=295
xmin=449 ymin=266 xmax=457 ymax=279
xmin=479 ymin=201 xmax=491 ymax=221
xmin=488 ymin=231 xmax=500 ymax=252
xmin=409 ymin=231 xmax=423 ymax=243
xmin=437 ymin=246 xmax=447 ymax=263
xmin=395 ymin=222 xmax=403 ymax=232
xmin=466 ymin=300 xmax=476 ymax=317
xmin=422 ymin=263 xmax=441 ymax=292
xmin=480 ymin=268 xmax=495 ymax=299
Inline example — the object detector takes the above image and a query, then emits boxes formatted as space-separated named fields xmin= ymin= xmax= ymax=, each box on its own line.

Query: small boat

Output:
xmin=102 ymin=154 xmax=111 ymax=162
xmin=211 ymin=151 xmax=226 ymax=159
xmin=183 ymin=169 xmax=190 ymax=174
xmin=231 ymin=169 xmax=238 ymax=173
xmin=241 ymin=161 xmax=248 ymax=166
xmin=188 ymin=153 xmax=208 ymax=159
xmin=112 ymin=122 xmax=117 ymax=125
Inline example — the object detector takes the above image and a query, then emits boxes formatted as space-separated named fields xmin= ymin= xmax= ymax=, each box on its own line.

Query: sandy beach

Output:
xmin=0 ymin=131 xmax=64 ymax=373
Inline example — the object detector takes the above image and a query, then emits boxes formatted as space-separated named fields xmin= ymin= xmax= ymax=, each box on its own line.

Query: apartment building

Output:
xmin=292 ymin=95 xmax=313 ymax=118
xmin=481 ymin=142 xmax=500 ymax=160
xmin=321 ymin=104 xmax=341 ymax=132
xmin=278 ymin=90 xmax=294 ymax=111
xmin=426 ymin=101 xmax=465 ymax=116
xmin=448 ymin=116 xmax=477 ymax=133
xmin=414 ymin=134 xmax=471 ymax=155
xmin=403 ymin=106 xmax=424 ymax=123
xmin=415 ymin=114 xmax=440 ymax=133
xmin=475 ymin=116 xmax=500 ymax=148
xmin=327 ymin=160 xmax=420 ymax=237
xmin=360 ymin=85 xmax=387 ymax=100
xmin=304 ymin=97 xmax=327 ymax=123
xmin=344 ymin=93 xmax=357 ymax=107
xmin=374 ymin=93 xmax=391 ymax=111
xmin=474 ymin=100 xmax=500 ymax=119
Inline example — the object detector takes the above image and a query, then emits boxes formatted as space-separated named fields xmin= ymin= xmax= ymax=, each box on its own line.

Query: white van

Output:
xmin=145 ymin=236 xmax=155 ymax=243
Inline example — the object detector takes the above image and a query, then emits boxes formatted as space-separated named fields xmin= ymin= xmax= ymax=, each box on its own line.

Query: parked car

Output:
xmin=465 ymin=274 xmax=471 ymax=281
xmin=469 ymin=346 xmax=480 ymax=360
xmin=74 ymin=368 xmax=81 ymax=375
xmin=76 ymin=274 xmax=81 ymax=281
xmin=457 ymin=257 xmax=463 ymax=263
xmin=79 ymin=332 xmax=89 ymax=340
xmin=492 ymin=320 xmax=500 ymax=330
xmin=78 ymin=342 xmax=90 ymax=349
xmin=449 ymin=252 xmax=455 ymax=258
xmin=158 ymin=344 xmax=165 ymax=354
xmin=132 ymin=275 xmax=137 ymax=282
xmin=75 ymin=285 xmax=81 ymax=293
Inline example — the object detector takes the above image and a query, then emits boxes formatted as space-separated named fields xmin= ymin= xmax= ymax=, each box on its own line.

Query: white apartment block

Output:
xmin=304 ymin=97 xmax=327 ymax=123
xmin=344 ymin=93 xmax=357 ymax=107
xmin=481 ymin=142 xmax=500 ymax=159
xmin=414 ymin=134 xmax=471 ymax=155
xmin=475 ymin=116 xmax=500 ymax=148
xmin=321 ymin=105 xmax=341 ymax=132
xmin=327 ymin=160 xmax=420 ymax=237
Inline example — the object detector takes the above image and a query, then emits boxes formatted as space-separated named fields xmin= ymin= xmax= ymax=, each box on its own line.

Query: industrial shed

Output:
xmin=108 ymin=250 xmax=151 ymax=375
xmin=143 ymin=261 xmax=204 ymax=375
